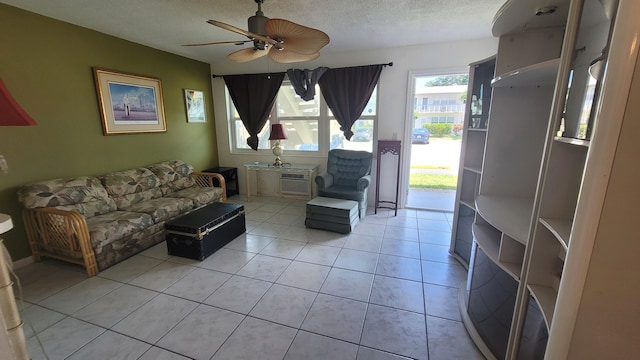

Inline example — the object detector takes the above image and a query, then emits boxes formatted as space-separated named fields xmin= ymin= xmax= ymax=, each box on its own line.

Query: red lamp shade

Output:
xmin=268 ymin=123 xmax=287 ymax=140
xmin=0 ymin=77 xmax=37 ymax=126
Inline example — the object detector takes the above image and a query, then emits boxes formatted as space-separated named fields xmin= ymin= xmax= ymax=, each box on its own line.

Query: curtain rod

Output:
xmin=212 ymin=62 xmax=393 ymax=78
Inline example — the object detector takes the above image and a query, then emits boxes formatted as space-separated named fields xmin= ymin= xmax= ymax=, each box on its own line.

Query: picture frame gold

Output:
xmin=184 ymin=89 xmax=206 ymax=123
xmin=93 ymin=68 xmax=167 ymax=135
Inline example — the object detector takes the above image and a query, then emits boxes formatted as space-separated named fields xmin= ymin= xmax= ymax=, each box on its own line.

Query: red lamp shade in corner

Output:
xmin=268 ymin=124 xmax=287 ymax=140
xmin=0 ymin=77 xmax=37 ymax=126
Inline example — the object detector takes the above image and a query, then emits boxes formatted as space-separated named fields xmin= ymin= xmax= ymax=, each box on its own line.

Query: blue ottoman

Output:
xmin=305 ymin=197 xmax=359 ymax=234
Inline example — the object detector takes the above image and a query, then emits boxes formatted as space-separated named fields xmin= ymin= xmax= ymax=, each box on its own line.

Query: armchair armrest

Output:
xmin=357 ymin=175 xmax=371 ymax=191
xmin=192 ymin=171 xmax=227 ymax=202
xmin=22 ymin=207 xmax=98 ymax=276
xmin=315 ymin=173 xmax=334 ymax=189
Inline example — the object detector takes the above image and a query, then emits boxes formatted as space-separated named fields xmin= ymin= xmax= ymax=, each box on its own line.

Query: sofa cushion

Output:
xmin=120 ymin=196 xmax=194 ymax=223
xmin=85 ymin=210 xmax=154 ymax=251
xmin=147 ymin=160 xmax=195 ymax=195
xmin=17 ymin=176 xmax=116 ymax=217
xmin=166 ymin=187 xmax=224 ymax=207
xmin=101 ymin=168 xmax=162 ymax=209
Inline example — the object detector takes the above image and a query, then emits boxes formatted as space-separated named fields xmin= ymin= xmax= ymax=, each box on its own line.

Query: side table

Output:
xmin=203 ymin=167 xmax=239 ymax=197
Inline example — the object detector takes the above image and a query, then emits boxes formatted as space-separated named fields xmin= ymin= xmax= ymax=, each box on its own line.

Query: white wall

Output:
xmin=210 ymin=38 xmax=498 ymax=205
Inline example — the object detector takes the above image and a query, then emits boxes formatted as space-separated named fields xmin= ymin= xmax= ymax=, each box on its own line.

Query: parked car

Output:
xmin=352 ymin=128 xmax=372 ymax=142
xmin=411 ymin=128 xmax=430 ymax=144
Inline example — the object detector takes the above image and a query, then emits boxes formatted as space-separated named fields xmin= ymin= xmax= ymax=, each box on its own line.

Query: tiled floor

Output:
xmin=14 ymin=196 xmax=484 ymax=360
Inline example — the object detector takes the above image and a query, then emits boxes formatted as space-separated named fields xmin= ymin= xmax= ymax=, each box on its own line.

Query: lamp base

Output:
xmin=272 ymin=141 xmax=284 ymax=167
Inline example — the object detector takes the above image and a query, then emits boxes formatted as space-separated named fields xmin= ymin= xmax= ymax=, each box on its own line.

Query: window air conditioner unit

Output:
xmin=280 ymin=172 xmax=310 ymax=196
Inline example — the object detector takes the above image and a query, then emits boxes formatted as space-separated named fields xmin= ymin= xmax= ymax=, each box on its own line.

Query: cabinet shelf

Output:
xmin=473 ymin=223 xmax=522 ymax=280
xmin=539 ymin=217 xmax=571 ymax=249
xmin=463 ymin=165 xmax=482 ymax=174
xmin=492 ymin=58 xmax=560 ymax=88
xmin=460 ymin=199 xmax=476 ymax=210
xmin=467 ymin=127 xmax=488 ymax=132
xmin=554 ymin=136 xmax=590 ymax=147
xmin=527 ymin=284 xmax=558 ymax=330
xmin=475 ymin=195 xmax=534 ymax=245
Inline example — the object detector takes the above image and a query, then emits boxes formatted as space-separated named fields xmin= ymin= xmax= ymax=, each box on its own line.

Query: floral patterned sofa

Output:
xmin=17 ymin=160 xmax=226 ymax=276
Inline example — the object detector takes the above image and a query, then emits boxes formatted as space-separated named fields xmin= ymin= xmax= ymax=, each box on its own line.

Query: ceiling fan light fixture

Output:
xmin=203 ymin=0 xmax=330 ymax=64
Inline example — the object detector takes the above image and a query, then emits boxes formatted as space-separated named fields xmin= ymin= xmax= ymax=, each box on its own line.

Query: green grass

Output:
xmin=409 ymin=173 xmax=457 ymax=190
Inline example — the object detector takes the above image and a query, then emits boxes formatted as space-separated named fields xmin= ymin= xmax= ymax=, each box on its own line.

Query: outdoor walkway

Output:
xmin=406 ymin=188 xmax=456 ymax=213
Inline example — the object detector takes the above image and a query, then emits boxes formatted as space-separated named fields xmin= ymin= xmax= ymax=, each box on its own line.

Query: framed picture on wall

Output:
xmin=184 ymin=89 xmax=206 ymax=123
xmin=93 ymin=68 xmax=167 ymax=135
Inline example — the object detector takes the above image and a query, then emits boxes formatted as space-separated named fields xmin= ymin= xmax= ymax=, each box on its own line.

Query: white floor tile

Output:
xmin=285 ymin=331 xmax=359 ymax=360
xmin=427 ymin=316 xmax=484 ymax=360
xmin=164 ymin=267 xmax=231 ymax=302
xmin=26 ymin=317 xmax=105 ymax=360
xmin=128 ymin=261 xmax=195 ymax=292
xmin=259 ymin=238 xmax=307 ymax=259
xmin=66 ymin=330 xmax=150 ymax=360
xmin=111 ymin=294 xmax=197 ymax=343
xmin=211 ymin=317 xmax=297 ymax=360
xmin=73 ymin=284 xmax=157 ymax=328
xmin=276 ymin=261 xmax=331 ymax=291
xmin=424 ymin=283 xmax=462 ymax=321
xmin=422 ymin=260 xmax=467 ymax=287
xmin=380 ymin=238 xmax=421 ymax=259
xmin=295 ymin=243 xmax=341 ymax=266
xmin=320 ymin=268 xmax=374 ymax=302
xmin=38 ymin=277 xmax=122 ymax=315
xmin=98 ymin=254 xmax=163 ymax=282
xmin=334 ymin=248 xmax=379 ymax=273
xmin=361 ymin=304 xmax=428 ymax=360
xmin=370 ymin=275 xmax=425 ymax=313
xmin=249 ymin=284 xmax=316 ymax=328
xmin=203 ymin=275 xmax=272 ymax=314
xmin=236 ymin=254 xmax=292 ymax=282
xmin=197 ymin=248 xmax=255 ymax=273
xmin=301 ymin=293 xmax=367 ymax=343
xmin=157 ymin=304 xmax=245 ymax=360
xmin=376 ymin=254 xmax=423 ymax=281
xmin=19 ymin=304 xmax=65 ymax=339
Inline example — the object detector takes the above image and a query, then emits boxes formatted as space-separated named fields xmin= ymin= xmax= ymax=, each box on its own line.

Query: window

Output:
xmin=228 ymin=80 xmax=378 ymax=153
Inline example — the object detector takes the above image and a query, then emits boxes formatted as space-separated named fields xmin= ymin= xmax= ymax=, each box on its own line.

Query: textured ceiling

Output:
xmin=1 ymin=0 xmax=505 ymax=64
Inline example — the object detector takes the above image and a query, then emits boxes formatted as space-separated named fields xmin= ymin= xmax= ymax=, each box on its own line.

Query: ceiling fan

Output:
xmin=185 ymin=0 xmax=330 ymax=64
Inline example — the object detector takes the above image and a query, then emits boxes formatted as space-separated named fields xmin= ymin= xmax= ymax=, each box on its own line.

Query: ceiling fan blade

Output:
xmin=269 ymin=49 xmax=320 ymax=64
xmin=264 ymin=19 xmax=330 ymax=55
xmin=207 ymin=20 xmax=276 ymax=45
xmin=227 ymin=47 xmax=270 ymax=63
xmin=182 ymin=40 xmax=252 ymax=47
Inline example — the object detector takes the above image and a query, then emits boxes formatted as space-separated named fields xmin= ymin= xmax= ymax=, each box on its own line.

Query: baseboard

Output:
xmin=12 ymin=256 xmax=34 ymax=270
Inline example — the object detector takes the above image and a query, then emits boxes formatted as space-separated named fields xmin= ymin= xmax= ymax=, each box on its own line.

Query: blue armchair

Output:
xmin=315 ymin=149 xmax=373 ymax=218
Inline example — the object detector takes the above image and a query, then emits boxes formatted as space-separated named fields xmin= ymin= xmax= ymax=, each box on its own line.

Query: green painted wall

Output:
xmin=0 ymin=4 xmax=219 ymax=260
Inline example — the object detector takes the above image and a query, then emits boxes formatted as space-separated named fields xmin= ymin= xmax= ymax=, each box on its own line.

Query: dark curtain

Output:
xmin=286 ymin=67 xmax=328 ymax=101
xmin=318 ymin=64 xmax=383 ymax=140
xmin=223 ymin=73 xmax=285 ymax=150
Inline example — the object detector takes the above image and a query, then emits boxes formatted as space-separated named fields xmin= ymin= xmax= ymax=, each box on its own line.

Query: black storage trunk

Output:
xmin=165 ymin=203 xmax=246 ymax=260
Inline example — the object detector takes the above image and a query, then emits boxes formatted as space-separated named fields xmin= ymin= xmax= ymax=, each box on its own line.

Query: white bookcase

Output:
xmin=457 ymin=0 xmax=640 ymax=359
xmin=450 ymin=55 xmax=495 ymax=267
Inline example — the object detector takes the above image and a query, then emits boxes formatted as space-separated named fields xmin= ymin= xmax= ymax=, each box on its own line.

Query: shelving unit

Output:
xmin=457 ymin=0 xmax=630 ymax=359
xmin=449 ymin=56 xmax=495 ymax=267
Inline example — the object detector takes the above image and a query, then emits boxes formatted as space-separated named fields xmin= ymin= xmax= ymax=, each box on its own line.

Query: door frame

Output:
xmin=401 ymin=67 xmax=467 ymax=209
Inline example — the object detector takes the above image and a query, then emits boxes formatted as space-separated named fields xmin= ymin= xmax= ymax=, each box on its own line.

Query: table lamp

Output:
xmin=268 ymin=124 xmax=287 ymax=166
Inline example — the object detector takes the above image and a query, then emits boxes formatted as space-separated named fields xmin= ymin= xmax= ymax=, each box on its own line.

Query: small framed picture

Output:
xmin=93 ymin=68 xmax=167 ymax=135
xmin=184 ymin=89 xmax=206 ymax=123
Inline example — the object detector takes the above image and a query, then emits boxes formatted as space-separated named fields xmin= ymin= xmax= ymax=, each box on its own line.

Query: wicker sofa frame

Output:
xmin=19 ymin=162 xmax=226 ymax=277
